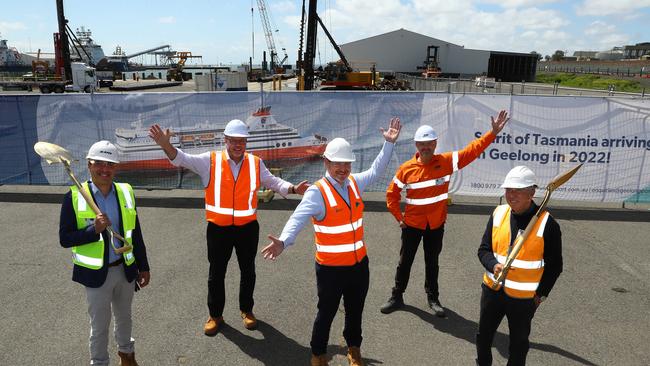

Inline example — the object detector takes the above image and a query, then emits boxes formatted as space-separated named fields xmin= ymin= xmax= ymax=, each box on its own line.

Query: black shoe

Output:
xmin=428 ymin=298 xmax=446 ymax=317
xmin=380 ymin=295 xmax=404 ymax=314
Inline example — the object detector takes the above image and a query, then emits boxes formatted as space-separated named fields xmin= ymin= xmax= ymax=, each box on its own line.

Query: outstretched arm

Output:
xmin=261 ymin=235 xmax=285 ymax=260
xmin=291 ymin=180 xmax=310 ymax=195
xmin=354 ymin=117 xmax=402 ymax=192
xmin=149 ymin=124 xmax=178 ymax=160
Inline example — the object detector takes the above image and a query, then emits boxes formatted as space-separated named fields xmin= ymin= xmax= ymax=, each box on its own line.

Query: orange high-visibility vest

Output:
xmin=205 ymin=151 xmax=260 ymax=226
xmin=386 ymin=131 xmax=496 ymax=230
xmin=483 ymin=204 xmax=548 ymax=299
xmin=312 ymin=176 xmax=366 ymax=266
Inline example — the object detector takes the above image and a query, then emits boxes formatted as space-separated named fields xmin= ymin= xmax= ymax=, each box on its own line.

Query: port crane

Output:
xmin=256 ymin=0 xmax=288 ymax=73
xmin=297 ymin=0 xmax=377 ymax=90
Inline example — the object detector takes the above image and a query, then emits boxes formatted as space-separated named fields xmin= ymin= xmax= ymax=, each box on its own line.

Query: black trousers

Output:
xmin=476 ymin=284 xmax=537 ymax=366
xmin=391 ymin=224 xmax=444 ymax=300
xmin=311 ymin=256 xmax=369 ymax=356
xmin=206 ymin=220 xmax=259 ymax=318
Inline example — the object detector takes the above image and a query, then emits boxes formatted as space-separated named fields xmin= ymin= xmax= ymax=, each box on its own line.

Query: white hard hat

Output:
xmin=224 ymin=119 xmax=249 ymax=137
xmin=86 ymin=140 xmax=120 ymax=164
xmin=323 ymin=138 xmax=356 ymax=162
xmin=414 ymin=125 xmax=438 ymax=142
xmin=502 ymin=166 xmax=537 ymax=188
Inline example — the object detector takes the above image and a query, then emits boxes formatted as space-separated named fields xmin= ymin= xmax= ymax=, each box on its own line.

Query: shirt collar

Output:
xmin=89 ymin=181 xmax=115 ymax=198
xmin=325 ymin=171 xmax=349 ymax=190
xmin=223 ymin=149 xmax=244 ymax=167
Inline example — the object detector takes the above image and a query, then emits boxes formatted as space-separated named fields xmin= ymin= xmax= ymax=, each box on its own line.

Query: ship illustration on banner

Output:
xmin=114 ymin=106 xmax=328 ymax=171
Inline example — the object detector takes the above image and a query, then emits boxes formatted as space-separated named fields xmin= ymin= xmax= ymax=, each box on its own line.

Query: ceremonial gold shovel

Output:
xmin=492 ymin=164 xmax=582 ymax=289
xmin=34 ymin=141 xmax=132 ymax=254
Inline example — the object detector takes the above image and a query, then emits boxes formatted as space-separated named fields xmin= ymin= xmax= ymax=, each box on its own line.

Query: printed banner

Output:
xmin=0 ymin=92 xmax=648 ymax=203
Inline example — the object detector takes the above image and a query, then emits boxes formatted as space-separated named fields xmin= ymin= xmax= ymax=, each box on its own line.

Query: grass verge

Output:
xmin=536 ymin=72 xmax=643 ymax=93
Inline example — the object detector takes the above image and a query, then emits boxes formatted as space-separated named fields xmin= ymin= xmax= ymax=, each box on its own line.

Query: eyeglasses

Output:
xmin=225 ymin=137 xmax=247 ymax=145
xmin=89 ymin=160 xmax=117 ymax=168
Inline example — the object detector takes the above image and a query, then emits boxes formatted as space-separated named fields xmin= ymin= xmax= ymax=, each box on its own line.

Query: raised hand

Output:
xmin=148 ymin=124 xmax=177 ymax=160
xmin=148 ymin=124 xmax=173 ymax=147
xmin=490 ymin=110 xmax=510 ymax=134
xmin=380 ymin=117 xmax=402 ymax=143
xmin=261 ymin=235 xmax=285 ymax=260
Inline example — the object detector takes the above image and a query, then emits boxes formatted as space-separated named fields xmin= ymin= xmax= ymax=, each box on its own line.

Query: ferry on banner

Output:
xmin=113 ymin=106 xmax=328 ymax=171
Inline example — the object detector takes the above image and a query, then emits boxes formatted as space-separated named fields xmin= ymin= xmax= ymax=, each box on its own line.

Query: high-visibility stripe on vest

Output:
xmin=70 ymin=182 xmax=137 ymax=270
xmin=205 ymin=151 xmax=260 ymax=226
xmin=387 ymin=132 xmax=497 ymax=230
xmin=312 ymin=176 xmax=366 ymax=266
xmin=389 ymin=151 xmax=458 ymax=229
xmin=483 ymin=204 xmax=548 ymax=298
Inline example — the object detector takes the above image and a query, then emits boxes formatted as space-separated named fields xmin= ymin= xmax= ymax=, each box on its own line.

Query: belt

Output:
xmin=108 ymin=257 xmax=124 ymax=267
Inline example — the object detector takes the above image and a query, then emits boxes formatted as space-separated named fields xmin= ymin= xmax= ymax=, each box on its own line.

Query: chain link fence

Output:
xmin=397 ymin=73 xmax=649 ymax=98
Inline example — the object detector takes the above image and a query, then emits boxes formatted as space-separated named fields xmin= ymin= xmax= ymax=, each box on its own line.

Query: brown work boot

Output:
xmin=310 ymin=353 xmax=328 ymax=366
xmin=241 ymin=311 xmax=258 ymax=330
xmin=117 ymin=351 xmax=139 ymax=366
xmin=347 ymin=346 xmax=364 ymax=366
xmin=203 ymin=316 xmax=223 ymax=336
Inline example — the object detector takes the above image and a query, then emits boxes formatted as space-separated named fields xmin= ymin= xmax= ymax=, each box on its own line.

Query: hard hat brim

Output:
xmin=86 ymin=155 xmax=120 ymax=164
xmin=413 ymin=136 xmax=438 ymax=142
xmin=501 ymin=182 xmax=537 ymax=189
xmin=323 ymin=154 xmax=355 ymax=162
xmin=224 ymin=132 xmax=250 ymax=138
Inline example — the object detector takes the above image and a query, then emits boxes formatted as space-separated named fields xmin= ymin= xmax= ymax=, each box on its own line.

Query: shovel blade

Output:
xmin=34 ymin=141 xmax=75 ymax=165
xmin=547 ymin=164 xmax=582 ymax=192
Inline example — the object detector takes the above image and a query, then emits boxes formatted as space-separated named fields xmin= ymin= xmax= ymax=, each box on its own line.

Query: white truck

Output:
xmin=475 ymin=76 xmax=496 ymax=88
xmin=1 ymin=62 xmax=97 ymax=93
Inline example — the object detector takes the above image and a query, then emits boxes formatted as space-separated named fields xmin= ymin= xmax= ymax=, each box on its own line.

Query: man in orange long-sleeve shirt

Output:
xmin=380 ymin=110 xmax=510 ymax=317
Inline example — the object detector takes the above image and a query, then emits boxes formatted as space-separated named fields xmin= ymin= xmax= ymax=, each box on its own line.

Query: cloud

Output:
xmin=271 ymin=0 xmax=643 ymax=63
xmin=272 ymin=0 xmax=297 ymax=13
xmin=575 ymin=0 xmax=650 ymax=16
xmin=584 ymin=21 xmax=617 ymax=36
xmin=479 ymin=0 xmax=559 ymax=8
xmin=158 ymin=16 xmax=176 ymax=24
xmin=582 ymin=21 xmax=630 ymax=51
xmin=306 ymin=0 xmax=572 ymax=56
xmin=0 ymin=21 xmax=28 ymax=34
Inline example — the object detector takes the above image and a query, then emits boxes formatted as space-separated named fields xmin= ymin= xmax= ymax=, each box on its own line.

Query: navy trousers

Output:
xmin=206 ymin=220 xmax=259 ymax=317
xmin=311 ymin=256 xmax=369 ymax=356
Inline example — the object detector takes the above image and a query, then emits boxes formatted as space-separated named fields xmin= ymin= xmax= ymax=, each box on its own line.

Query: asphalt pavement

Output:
xmin=0 ymin=185 xmax=648 ymax=366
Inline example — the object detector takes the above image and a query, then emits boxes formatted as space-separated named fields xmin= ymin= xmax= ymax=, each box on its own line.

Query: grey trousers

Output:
xmin=85 ymin=266 xmax=135 ymax=365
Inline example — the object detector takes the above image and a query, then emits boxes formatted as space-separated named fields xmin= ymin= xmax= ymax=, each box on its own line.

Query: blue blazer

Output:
xmin=59 ymin=182 xmax=150 ymax=288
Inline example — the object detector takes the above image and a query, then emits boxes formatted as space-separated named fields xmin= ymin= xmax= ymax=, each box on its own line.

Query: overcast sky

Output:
xmin=1 ymin=0 xmax=649 ymax=66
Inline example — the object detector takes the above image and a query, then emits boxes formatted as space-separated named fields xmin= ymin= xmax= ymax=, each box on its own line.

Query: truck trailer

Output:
xmin=0 ymin=62 xmax=97 ymax=93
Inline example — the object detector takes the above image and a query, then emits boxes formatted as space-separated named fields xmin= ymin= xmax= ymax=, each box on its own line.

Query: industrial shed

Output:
xmin=339 ymin=29 xmax=537 ymax=81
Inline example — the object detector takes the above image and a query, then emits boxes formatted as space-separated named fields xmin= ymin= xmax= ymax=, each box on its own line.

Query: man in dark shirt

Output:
xmin=476 ymin=166 xmax=562 ymax=366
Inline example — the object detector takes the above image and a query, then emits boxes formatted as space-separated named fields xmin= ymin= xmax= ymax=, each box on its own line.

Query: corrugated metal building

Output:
xmin=339 ymin=29 xmax=537 ymax=81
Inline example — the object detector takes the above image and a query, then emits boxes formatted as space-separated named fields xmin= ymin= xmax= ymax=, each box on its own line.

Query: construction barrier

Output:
xmin=1 ymin=92 xmax=649 ymax=203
